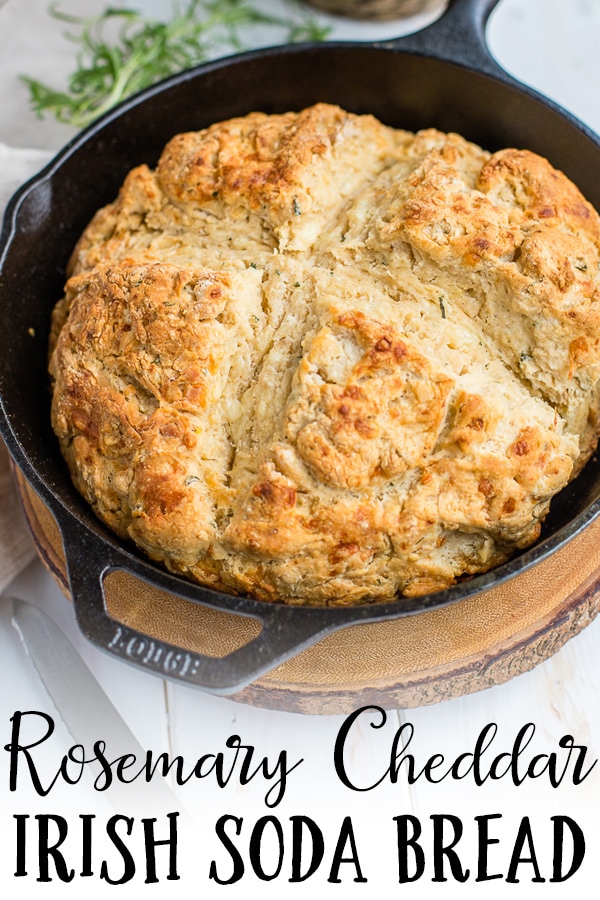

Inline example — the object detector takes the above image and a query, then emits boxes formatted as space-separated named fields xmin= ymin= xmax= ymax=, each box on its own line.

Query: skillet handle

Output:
xmin=385 ymin=0 xmax=507 ymax=80
xmin=59 ymin=519 xmax=337 ymax=696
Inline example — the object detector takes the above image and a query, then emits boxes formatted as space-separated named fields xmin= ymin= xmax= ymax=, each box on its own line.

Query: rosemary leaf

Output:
xmin=22 ymin=0 xmax=330 ymax=129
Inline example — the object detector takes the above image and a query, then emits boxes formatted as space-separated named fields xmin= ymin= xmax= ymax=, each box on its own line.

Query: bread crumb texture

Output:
xmin=49 ymin=104 xmax=600 ymax=605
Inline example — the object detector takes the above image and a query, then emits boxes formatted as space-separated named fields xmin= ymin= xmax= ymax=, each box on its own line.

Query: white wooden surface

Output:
xmin=1 ymin=1 xmax=600 ymax=897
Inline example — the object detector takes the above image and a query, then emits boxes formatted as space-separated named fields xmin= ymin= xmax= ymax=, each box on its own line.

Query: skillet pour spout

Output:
xmin=1 ymin=0 xmax=600 ymax=697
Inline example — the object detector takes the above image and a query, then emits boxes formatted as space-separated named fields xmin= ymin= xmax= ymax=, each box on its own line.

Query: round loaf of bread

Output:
xmin=49 ymin=103 xmax=600 ymax=605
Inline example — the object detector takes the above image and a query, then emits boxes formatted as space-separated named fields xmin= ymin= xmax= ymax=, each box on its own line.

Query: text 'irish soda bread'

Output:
xmin=49 ymin=104 xmax=600 ymax=605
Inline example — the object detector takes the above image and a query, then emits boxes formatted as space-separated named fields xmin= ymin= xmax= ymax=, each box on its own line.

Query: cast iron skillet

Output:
xmin=2 ymin=0 xmax=600 ymax=695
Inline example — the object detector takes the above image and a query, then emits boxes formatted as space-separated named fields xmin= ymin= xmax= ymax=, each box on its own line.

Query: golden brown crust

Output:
xmin=285 ymin=310 xmax=455 ymax=489
xmin=155 ymin=103 xmax=401 ymax=252
xmin=49 ymin=104 xmax=600 ymax=605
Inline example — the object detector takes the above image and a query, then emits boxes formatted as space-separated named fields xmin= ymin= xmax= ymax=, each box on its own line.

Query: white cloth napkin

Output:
xmin=0 ymin=143 xmax=53 ymax=592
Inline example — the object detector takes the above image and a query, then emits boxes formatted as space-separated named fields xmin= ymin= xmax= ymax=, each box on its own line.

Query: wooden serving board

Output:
xmin=16 ymin=470 xmax=600 ymax=715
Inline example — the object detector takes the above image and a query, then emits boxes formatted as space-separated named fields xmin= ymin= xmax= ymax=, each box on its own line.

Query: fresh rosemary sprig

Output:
xmin=22 ymin=0 xmax=330 ymax=129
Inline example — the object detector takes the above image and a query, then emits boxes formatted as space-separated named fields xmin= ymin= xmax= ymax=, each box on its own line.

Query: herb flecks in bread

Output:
xmin=49 ymin=104 xmax=600 ymax=605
